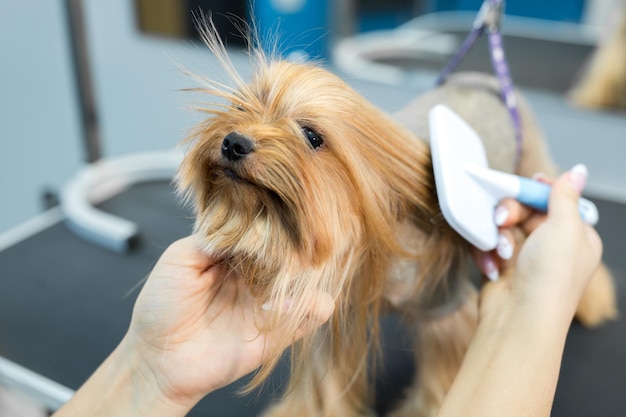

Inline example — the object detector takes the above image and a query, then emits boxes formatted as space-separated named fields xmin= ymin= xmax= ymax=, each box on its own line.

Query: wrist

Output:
xmin=444 ymin=297 xmax=570 ymax=417
xmin=482 ymin=270 xmax=578 ymax=334
xmin=116 ymin=333 xmax=199 ymax=416
xmin=53 ymin=334 xmax=194 ymax=417
xmin=479 ymin=288 xmax=573 ymax=347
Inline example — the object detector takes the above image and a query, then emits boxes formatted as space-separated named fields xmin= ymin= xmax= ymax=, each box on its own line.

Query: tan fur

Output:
xmin=570 ymin=8 xmax=626 ymax=110
xmin=388 ymin=282 xmax=479 ymax=417
xmin=576 ymin=263 xmax=618 ymax=326
xmin=177 ymin=21 xmax=617 ymax=417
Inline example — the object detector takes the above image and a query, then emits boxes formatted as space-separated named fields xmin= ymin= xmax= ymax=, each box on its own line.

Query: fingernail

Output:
xmin=496 ymin=234 xmax=513 ymax=260
xmin=483 ymin=256 xmax=499 ymax=282
xmin=568 ymin=164 xmax=588 ymax=193
xmin=532 ymin=172 xmax=547 ymax=181
xmin=262 ymin=298 xmax=293 ymax=312
xmin=494 ymin=205 xmax=508 ymax=226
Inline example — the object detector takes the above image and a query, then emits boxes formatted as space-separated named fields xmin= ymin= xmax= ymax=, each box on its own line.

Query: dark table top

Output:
xmin=0 ymin=181 xmax=624 ymax=416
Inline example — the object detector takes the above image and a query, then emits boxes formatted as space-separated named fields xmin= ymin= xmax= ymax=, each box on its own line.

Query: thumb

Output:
xmin=159 ymin=235 xmax=217 ymax=273
xmin=547 ymin=164 xmax=588 ymax=223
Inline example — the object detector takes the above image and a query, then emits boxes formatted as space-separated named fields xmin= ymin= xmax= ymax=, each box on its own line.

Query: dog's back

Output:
xmin=394 ymin=72 xmax=556 ymax=177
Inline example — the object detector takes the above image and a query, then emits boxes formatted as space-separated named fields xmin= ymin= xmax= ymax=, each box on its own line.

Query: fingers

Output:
xmin=473 ymin=199 xmax=526 ymax=281
xmin=475 ymin=172 xmax=556 ymax=280
xmin=496 ymin=229 xmax=514 ymax=261
xmin=161 ymin=235 xmax=218 ymax=272
xmin=494 ymin=198 xmax=533 ymax=227
xmin=473 ymin=207 xmax=521 ymax=280
xmin=472 ymin=228 xmax=515 ymax=282
xmin=548 ymin=165 xmax=603 ymax=261
xmin=546 ymin=164 xmax=588 ymax=224
xmin=472 ymin=249 xmax=500 ymax=282
xmin=476 ymin=165 xmax=597 ymax=281
xmin=495 ymin=166 xmax=589 ymax=236
xmin=495 ymin=197 xmax=547 ymax=235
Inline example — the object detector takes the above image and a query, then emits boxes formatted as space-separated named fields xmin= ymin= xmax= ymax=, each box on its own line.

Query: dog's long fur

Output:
xmin=177 ymin=22 xmax=617 ymax=417
xmin=570 ymin=2 xmax=626 ymax=110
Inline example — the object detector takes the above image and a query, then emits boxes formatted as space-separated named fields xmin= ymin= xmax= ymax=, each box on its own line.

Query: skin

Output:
xmin=53 ymin=167 xmax=600 ymax=417
xmin=52 ymin=237 xmax=334 ymax=417
xmin=442 ymin=166 xmax=601 ymax=417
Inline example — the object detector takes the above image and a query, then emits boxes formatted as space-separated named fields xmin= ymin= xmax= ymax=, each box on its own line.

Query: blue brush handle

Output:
xmin=517 ymin=177 xmax=550 ymax=211
xmin=517 ymin=177 xmax=598 ymax=225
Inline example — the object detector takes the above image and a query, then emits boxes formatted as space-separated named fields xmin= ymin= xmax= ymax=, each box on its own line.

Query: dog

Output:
xmin=570 ymin=2 xmax=626 ymax=110
xmin=176 ymin=22 xmax=618 ymax=417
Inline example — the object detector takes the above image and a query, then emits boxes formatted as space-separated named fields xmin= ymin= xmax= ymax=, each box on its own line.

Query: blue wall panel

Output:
xmin=431 ymin=0 xmax=585 ymax=23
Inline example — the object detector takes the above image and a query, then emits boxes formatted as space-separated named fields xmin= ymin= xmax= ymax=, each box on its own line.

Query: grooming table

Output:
xmin=0 ymin=181 xmax=625 ymax=416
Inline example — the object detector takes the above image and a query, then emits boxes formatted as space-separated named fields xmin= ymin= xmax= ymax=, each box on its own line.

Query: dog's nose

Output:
xmin=221 ymin=132 xmax=254 ymax=161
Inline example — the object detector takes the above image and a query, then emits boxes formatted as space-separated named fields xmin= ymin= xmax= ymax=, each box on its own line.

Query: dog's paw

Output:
xmin=576 ymin=263 xmax=619 ymax=327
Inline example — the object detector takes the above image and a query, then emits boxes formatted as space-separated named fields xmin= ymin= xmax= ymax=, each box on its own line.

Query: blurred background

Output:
xmin=0 ymin=0 xmax=624 ymax=236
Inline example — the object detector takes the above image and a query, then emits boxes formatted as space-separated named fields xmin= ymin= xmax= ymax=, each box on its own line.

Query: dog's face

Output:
xmin=178 ymin=59 xmax=437 ymax=295
xmin=182 ymin=62 xmax=360 ymax=268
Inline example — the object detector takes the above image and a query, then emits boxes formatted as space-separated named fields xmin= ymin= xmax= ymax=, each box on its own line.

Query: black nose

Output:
xmin=221 ymin=133 xmax=254 ymax=161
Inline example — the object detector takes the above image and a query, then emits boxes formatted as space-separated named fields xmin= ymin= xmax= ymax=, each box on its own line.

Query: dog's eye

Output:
xmin=302 ymin=126 xmax=323 ymax=150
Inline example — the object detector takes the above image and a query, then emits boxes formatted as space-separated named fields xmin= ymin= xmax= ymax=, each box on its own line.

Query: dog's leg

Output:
xmin=389 ymin=283 xmax=479 ymax=417
xmin=262 ymin=333 xmax=374 ymax=417
xmin=575 ymin=263 xmax=618 ymax=327
xmin=569 ymin=9 xmax=626 ymax=110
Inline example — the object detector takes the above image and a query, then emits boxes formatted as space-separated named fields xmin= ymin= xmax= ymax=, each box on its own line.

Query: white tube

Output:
xmin=60 ymin=150 xmax=183 ymax=253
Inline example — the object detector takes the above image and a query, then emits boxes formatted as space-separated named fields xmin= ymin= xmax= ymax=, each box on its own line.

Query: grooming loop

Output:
xmin=436 ymin=0 xmax=523 ymax=168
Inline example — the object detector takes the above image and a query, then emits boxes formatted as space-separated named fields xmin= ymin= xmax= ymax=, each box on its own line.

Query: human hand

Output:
xmin=119 ymin=236 xmax=334 ymax=411
xmin=476 ymin=165 xmax=602 ymax=320
xmin=471 ymin=171 xmax=558 ymax=282
xmin=438 ymin=166 xmax=602 ymax=417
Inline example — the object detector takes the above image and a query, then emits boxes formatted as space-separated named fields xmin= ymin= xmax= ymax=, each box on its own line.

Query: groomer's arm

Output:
xmin=53 ymin=237 xmax=334 ymax=417
xmin=52 ymin=336 xmax=185 ymax=417
xmin=437 ymin=290 xmax=573 ymax=417
xmin=438 ymin=166 xmax=601 ymax=417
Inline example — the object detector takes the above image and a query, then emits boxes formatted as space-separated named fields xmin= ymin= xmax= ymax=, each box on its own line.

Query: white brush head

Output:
xmin=429 ymin=105 xmax=499 ymax=251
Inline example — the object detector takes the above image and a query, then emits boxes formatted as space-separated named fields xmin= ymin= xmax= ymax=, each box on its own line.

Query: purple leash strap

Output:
xmin=436 ymin=0 xmax=523 ymax=169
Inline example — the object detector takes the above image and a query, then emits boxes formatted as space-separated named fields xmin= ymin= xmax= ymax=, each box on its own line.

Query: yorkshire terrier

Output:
xmin=570 ymin=5 xmax=626 ymax=110
xmin=177 ymin=22 xmax=617 ymax=417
